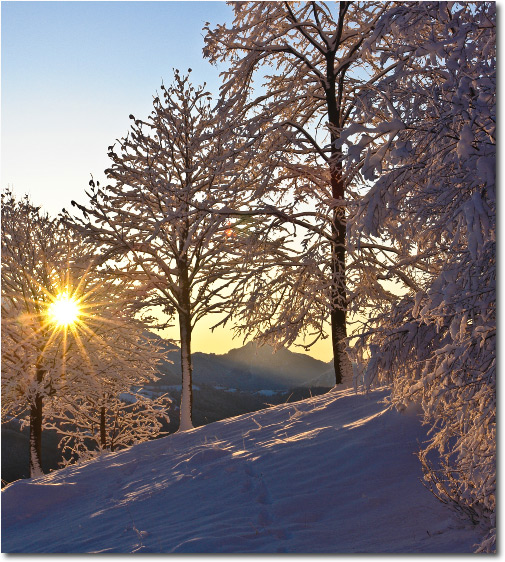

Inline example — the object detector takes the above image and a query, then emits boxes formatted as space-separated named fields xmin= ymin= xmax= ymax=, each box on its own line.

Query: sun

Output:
xmin=47 ymin=293 xmax=81 ymax=327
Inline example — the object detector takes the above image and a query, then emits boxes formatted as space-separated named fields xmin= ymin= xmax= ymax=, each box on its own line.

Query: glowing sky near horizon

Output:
xmin=1 ymin=0 xmax=333 ymax=362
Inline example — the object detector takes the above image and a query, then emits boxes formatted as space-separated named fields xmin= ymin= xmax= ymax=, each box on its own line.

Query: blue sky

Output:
xmin=1 ymin=1 xmax=333 ymax=361
xmin=2 ymin=1 xmax=232 ymax=216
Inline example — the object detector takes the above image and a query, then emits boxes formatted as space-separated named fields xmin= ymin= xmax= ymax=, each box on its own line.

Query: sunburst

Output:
xmin=47 ymin=292 xmax=81 ymax=327
xmin=6 ymin=261 xmax=138 ymax=385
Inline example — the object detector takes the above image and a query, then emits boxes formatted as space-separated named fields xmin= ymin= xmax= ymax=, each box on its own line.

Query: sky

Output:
xmin=1 ymin=1 xmax=230 ymax=214
xmin=1 ymin=0 xmax=333 ymax=362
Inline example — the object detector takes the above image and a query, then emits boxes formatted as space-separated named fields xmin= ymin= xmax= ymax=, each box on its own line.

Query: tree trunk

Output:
xmin=100 ymin=406 xmax=107 ymax=450
xmin=178 ymin=308 xmax=194 ymax=431
xmin=330 ymin=207 xmax=347 ymax=385
xmin=29 ymin=367 xmax=44 ymax=478
xmin=329 ymin=178 xmax=348 ymax=386
xmin=326 ymin=66 xmax=348 ymax=386
xmin=177 ymin=262 xmax=194 ymax=431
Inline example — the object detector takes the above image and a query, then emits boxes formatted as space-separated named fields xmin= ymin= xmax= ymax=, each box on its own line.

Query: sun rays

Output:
xmin=7 ymin=264 xmax=135 ymax=387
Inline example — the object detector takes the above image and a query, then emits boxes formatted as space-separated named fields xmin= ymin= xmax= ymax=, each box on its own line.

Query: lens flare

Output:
xmin=47 ymin=293 xmax=81 ymax=327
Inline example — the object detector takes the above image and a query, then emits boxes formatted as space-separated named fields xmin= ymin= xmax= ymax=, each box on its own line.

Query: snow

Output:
xmin=2 ymin=387 xmax=482 ymax=553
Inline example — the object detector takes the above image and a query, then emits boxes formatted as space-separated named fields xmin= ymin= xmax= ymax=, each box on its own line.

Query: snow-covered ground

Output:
xmin=2 ymin=387 xmax=482 ymax=553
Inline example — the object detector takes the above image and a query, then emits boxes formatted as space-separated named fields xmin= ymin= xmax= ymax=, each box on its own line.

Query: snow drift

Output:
xmin=2 ymin=387 xmax=482 ymax=553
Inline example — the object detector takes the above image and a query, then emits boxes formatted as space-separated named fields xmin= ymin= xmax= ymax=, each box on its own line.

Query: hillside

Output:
xmin=2 ymin=387 xmax=482 ymax=553
xmin=1 ymin=335 xmax=333 ymax=486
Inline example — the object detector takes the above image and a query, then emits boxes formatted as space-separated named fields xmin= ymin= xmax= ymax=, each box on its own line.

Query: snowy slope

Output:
xmin=1 ymin=388 xmax=482 ymax=553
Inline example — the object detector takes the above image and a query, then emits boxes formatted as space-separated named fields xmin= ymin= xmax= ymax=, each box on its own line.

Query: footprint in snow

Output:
xmin=256 ymin=479 xmax=271 ymax=505
xmin=257 ymin=507 xmax=271 ymax=526
xmin=244 ymin=463 xmax=256 ymax=477
xmin=241 ymin=478 xmax=252 ymax=493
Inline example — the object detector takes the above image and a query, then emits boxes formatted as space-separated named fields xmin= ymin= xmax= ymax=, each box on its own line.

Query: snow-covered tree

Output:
xmin=45 ymin=325 xmax=170 ymax=463
xmin=44 ymin=275 xmax=171 ymax=463
xmin=68 ymin=71 xmax=263 ymax=431
xmin=204 ymin=1 xmax=416 ymax=384
xmin=2 ymin=191 xmax=169 ymax=475
xmin=1 ymin=192 xmax=64 ymax=476
xmin=343 ymin=2 xmax=495 ymax=550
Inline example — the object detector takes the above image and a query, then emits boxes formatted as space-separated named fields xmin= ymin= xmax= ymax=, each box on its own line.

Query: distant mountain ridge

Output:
xmin=151 ymin=335 xmax=334 ymax=391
